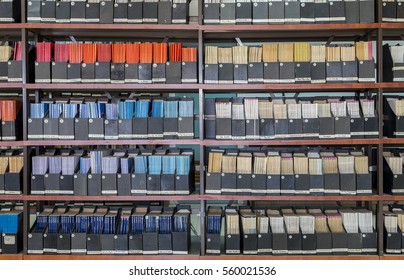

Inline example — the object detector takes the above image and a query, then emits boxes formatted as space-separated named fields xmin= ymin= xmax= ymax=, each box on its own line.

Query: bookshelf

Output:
xmin=1 ymin=0 xmax=404 ymax=260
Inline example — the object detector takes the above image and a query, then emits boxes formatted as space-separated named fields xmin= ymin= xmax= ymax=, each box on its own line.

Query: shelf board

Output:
xmin=379 ymin=255 xmax=404 ymax=260
xmin=0 ymin=83 xmax=23 ymax=90
xmin=201 ymin=195 xmax=380 ymax=201
xmin=0 ymin=24 xmax=23 ymax=38
xmin=199 ymin=255 xmax=379 ymax=260
xmin=22 ymin=195 xmax=404 ymax=202
xmin=22 ymin=254 xmax=201 ymax=260
xmin=203 ymin=139 xmax=381 ymax=146
xmin=8 ymin=254 xmax=380 ymax=260
xmin=0 ymin=141 xmax=24 ymax=147
xmin=0 ymin=254 xmax=23 ymax=260
xmin=381 ymin=82 xmax=404 ymax=91
xmin=382 ymin=138 xmax=404 ymax=145
xmin=202 ymin=23 xmax=379 ymax=41
xmin=25 ymin=83 xmax=201 ymax=92
xmin=380 ymin=23 xmax=404 ymax=39
xmin=26 ymin=139 xmax=201 ymax=146
xmin=0 ymin=195 xmax=24 ymax=201
xmin=27 ymin=195 xmax=202 ymax=201
xmin=24 ymin=23 xmax=199 ymax=41
xmin=202 ymin=83 xmax=379 ymax=92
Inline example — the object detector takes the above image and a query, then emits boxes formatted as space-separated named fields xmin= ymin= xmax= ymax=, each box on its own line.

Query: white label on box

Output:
xmin=152 ymin=78 xmax=166 ymax=83
xmin=386 ymin=249 xmax=402 ymax=254
xmin=4 ymin=191 xmax=22 ymax=195
xmin=28 ymin=17 xmax=41 ymax=21
xmin=57 ymin=250 xmax=71 ymax=254
xmin=175 ymin=191 xmax=190 ymax=195
xmin=204 ymin=19 xmax=220 ymax=24
xmin=301 ymin=18 xmax=315 ymax=22
xmin=35 ymin=79 xmax=51 ymax=83
xmin=273 ymin=250 xmax=288 ymax=254
xmin=89 ymin=134 xmax=104 ymax=138
xmin=86 ymin=19 xmax=100 ymax=23
xmin=383 ymin=18 xmax=397 ymax=22
xmin=268 ymin=19 xmax=285 ymax=23
xmin=243 ymin=250 xmax=258 ymax=255
xmin=172 ymin=20 xmax=187 ymax=23
xmin=131 ymin=190 xmax=147 ymax=194
xmin=222 ymin=188 xmax=237 ymax=193
xmin=118 ymin=134 xmax=132 ymax=139
xmin=317 ymin=249 xmax=332 ymax=253
xmin=143 ymin=250 xmax=159 ymax=255
xmin=220 ymin=20 xmax=236 ymax=24
xmin=258 ymin=249 xmax=272 ymax=253
xmin=87 ymin=251 xmax=101 ymax=255
xmin=52 ymin=79 xmax=68 ymax=83
xmin=234 ymin=80 xmax=248 ymax=84
xmin=204 ymin=80 xmax=219 ymax=84
xmin=95 ymin=79 xmax=111 ymax=83
xmin=218 ymin=80 xmax=233 ymax=84
xmin=159 ymin=250 xmax=173 ymax=254
xmin=237 ymin=188 xmax=251 ymax=193
xmin=311 ymin=79 xmax=326 ymax=84
xmin=251 ymin=189 xmax=267 ymax=194
xmin=296 ymin=78 xmax=311 ymax=82
xmin=319 ymin=134 xmax=335 ymax=139
xmin=8 ymin=78 xmax=22 ymax=82
xmin=253 ymin=19 xmax=269 ymax=23
xmin=316 ymin=17 xmax=330 ymax=21
xmin=1 ymin=136 xmax=16 ymax=141
xmin=310 ymin=188 xmax=325 ymax=193
xmin=138 ymin=80 xmax=152 ymax=84
xmin=128 ymin=19 xmax=143 ymax=23
xmin=295 ymin=190 xmax=310 ymax=195
xmin=105 ymin=136 xmax=119 ymax=140
xmin=302 ymin=250 xmax=317 ymax=255
xmin=205 ymin=190 xmax=221 ymax=194
xmin=45 ymin=190 xmax=60 ymax=194
xmin=281 ymin=190 xmax=295 ymax=194
xmin=164 ymin=132 xmax=178 ymax=136
xmin=329 ymin=17 xmax=345 ymax=21
xmin=206 ymin=249 xmax=220 ymax=254
xmin=340 ymin=191 xmax=356 ymax=195
xmin=41 ymin=18 xmax=56 ymax=22
xmin=356 ymin=190 xmax=372 ymax=194
xmin=324 ymin=189 xmax=339 ymax=194
xmin=44 ymin=248 xmax=58 ymax=253
xmin=394 ymin=132 xmax=404 ymax=136
xmin=348 ymin=249 xmax=362 ymax=254
xmin=161 ymin=191 xmax=176 ymax=195
xmin=264 ymin=79 xmax=280 ymax=83
xmin=178 ymin=133 xmax=194 ymax=137
xmin=28 ymin=135 xmax=44 ymax=139
xmin=129 ymin=250 xmax=143 ymax=254
xmin=102 ymin=190 xmax=118 ymax=195
xmin=102 ymin=250 xmax=116 ymax=255
xmin=182 ymin=79 xmax=197 ymax=83
xmin=116 ymin=250 xmax=129 ymax=255
xmin=248 ymin=78 xmax=264 ymax=83
xmin=31 ymin=191 xmax=45 ymax=195
xmin=267 ymin=190 xmax=280 ymax=194
xmin=362 ymin=248 xmax=377 ymax=253
xmin=124 ymin=79 xmax=139 ymax=83
xmin=143 ymin=19 xmax=158 ymax=23
xmin=148 ymin=134 xmax=164 ymax=138
xmin=114 ymin=19 xmax=128 ymax=23
xmin=279 ymin=79 xmax=295 ymax=83
xmin=28 ymin=250 xmax=43 ymax=254
xmin=392 ymin=189 xmax=404 ymax=194
xmin=358 ymin=78 xmax=375 ymax=82
xmin=332 ymin=248 xmax=348 ymax=253
xmin=172 ymin=251 xmax=188 ymax=255
xmin=59 ymin=135 xmax=75 ymax=140
xmin=81 ymin=79 xmax=95 ymax=83
xmin=236 ymin=19 xmax=252 ymax=23
xmin=56 ymin=19 xmax=71 ymax=23
xmin=285 ymin=18 xmax=301 ymax=23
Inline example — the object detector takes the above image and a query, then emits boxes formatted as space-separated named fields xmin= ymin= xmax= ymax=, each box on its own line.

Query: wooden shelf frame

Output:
xmin=2 ymin=0 xmax=404 ymax=260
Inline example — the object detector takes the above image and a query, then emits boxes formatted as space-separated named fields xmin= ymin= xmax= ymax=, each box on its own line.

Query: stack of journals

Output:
xmin=28 ymin=205 xmax=191 ymax=255
xmin=206 ymin=206 xmax=376 ymax=255
xmin=35 ymin=42 xmax=197 ymax=84
xmin=28 ymin=98 xmax=194 ymax=140
xmin=383 ymin=205 xmax=404 ymax=254
xmin=0 ymin=204 xmax=23 ymax=254
xmin=204 ymin=42 xmax=375 ymax=84
xmin=383 ymin=150 xmax=404 ymax=194
xmin=206 ymin=147 xmax=373 ymax=196
xmin=0 ymin=0 xmax=21 ymax=23
xmin=203 ymin=0 xmax=375 ymax=25
xmin=382 ymin=0 xmax=404 ymax=22
xmin=27 ymin=0 xmax=190 ymax=24
xmin=31 ymin=148 xmax=195 ymax=196
xmin=0 ymin=42 xmax=23 ymax=83
xmin=0 ymin=149 xmax=24 ymax=195
xmin=204 ymin=97 xmax=378 ymax=140
xmin=0 ymin=100 xmax=22 ymax=140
